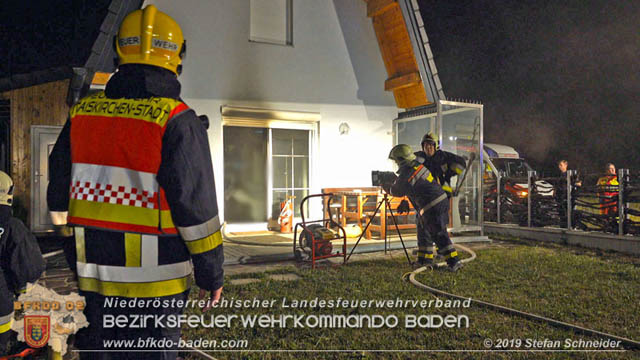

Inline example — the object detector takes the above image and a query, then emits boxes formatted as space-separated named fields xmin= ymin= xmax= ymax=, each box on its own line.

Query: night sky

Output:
xmin=0 ymin=1 xmax=112 ymax=76
xmin=419 ymin=0 xmax=639 ymax=177
xmin=1 ymin=1 xmax=638 ymax=177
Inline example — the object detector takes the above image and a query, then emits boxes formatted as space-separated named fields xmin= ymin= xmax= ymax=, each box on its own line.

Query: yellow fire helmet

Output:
xmin=388 ymin=144 xmax=417 ymax=167
xmin=0 ymin=171 xmax=14 ymax=206
xmin=115 ymin=5 xmax=186 ymax=74
xmin=421 ymin=132 xmax=438 ymax=149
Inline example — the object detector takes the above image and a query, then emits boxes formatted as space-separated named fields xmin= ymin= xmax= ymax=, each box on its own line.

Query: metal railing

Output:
xmin=483 ymin=168 xmax=640 ymax=236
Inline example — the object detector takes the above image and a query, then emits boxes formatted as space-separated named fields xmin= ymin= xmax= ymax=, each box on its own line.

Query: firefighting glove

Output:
xmin=397 ymin=199 xmax=411 ymax=214
xmin=443 ymin=183 xmax=453 ymax=198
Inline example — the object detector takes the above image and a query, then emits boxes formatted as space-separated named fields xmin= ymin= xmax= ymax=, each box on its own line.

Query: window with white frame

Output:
xmin=249 ymin=0 xmax=292 ymax=45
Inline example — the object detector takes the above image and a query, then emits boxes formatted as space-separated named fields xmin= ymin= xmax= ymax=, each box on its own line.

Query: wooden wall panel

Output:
xmin=0 ymin=80 xmax=70 ymax=223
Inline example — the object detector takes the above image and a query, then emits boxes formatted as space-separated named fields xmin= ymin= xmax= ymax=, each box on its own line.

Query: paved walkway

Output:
xmin=224 ymin=239 xmax=501 ymax=275
xmin=223 ymin=234 xmax=419 ymax=265
xmin=38 ymin=231 xmax=494 ymax=290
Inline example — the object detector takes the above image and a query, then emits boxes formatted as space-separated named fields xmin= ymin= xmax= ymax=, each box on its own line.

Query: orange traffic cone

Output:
xmin=278 ymin=198 xmax=293 ymax=233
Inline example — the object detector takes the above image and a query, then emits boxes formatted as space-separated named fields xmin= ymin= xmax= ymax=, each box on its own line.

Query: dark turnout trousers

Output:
xmin=75 ymin=291 xmax=189 ymax=360
xmin=416 ymin=200 xmax=460 ymax=266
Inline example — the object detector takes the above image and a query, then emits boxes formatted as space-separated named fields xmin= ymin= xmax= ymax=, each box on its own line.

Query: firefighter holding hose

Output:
xmin=47 ymin=5 xmax=223 ymax=358
xmin=409 ymin=133 xmax=466 ymax=264
xmin=387 ymin=144 xmax=463 ymax=271
xmin=416 ymin=133 xmax=466 ymax=197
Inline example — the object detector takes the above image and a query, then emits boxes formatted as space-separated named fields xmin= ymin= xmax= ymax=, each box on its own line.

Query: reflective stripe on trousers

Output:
xmin=75 ymin=228 xmax=191 ymax=297
xmin=438 ymin=244 xmax=458 ymax=259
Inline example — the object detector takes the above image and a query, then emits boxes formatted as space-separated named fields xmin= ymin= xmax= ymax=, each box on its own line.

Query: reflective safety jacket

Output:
xmin=390 ymin=159 xmax=446 ymax=213
xmin=47 ymin=65 xmax=224 ymax=298
xmin=0 ymin=206 xmax=46 ymax=343
xmin=597 ymin=175 xmax=619 ymax=215
xmin=68 ymin=92 xmax=188 ymax=235
xmin=415 ymin=150 xmax=466 ymax=195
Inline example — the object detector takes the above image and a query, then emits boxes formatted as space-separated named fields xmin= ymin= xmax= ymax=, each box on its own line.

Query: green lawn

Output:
xmin=182 ymin=242 xmax=640 ymax=359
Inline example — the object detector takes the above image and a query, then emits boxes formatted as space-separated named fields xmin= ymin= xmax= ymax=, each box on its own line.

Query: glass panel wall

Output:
xmin=437 ymin=101 xmax=483 ymax=231
xmin=395 ymin=114 xmax=436 ymax=152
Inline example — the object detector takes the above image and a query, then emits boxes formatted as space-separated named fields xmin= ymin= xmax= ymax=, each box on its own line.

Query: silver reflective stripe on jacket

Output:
xmin=410 ymin=166 xmax=432 ymax=186
xmin=71 ymin=163 xmax=158 ymax=195
xmin=419 ymin=193 xmax=448 ymax=215
xmin=177 ymin=215 xmax=221 ymax=241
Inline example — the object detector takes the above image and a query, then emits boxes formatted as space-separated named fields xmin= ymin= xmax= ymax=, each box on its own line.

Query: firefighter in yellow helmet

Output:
xmin=115 ymin=4 xmax=186 ymax=75
xmin=0 ymin=171 xmax=46 ymax=355
xmin=47 ymin=5 xmax=223 ymax=358
xmin=388 ymin=145 xmax=462 ymax=271
xmin=417 ymin=133 xmax=466 ymax=195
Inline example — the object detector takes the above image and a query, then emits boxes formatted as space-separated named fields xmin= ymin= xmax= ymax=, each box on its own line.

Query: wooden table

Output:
xmin=321 ymin=187 xmax=379 ymax=229
xmin=321 ymin=187 xmax=416 ymax=239
xmin=365 ymin=194 xmax=416 ymax=239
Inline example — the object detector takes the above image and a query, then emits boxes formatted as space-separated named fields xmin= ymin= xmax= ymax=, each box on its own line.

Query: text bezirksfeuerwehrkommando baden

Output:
xmin=103 ymin=312 xmax=470 ymax=329
xmin=103 ymin=297 xmax=471 ymax=310
xmin=103 ymin=297 xmax=472 ymax=329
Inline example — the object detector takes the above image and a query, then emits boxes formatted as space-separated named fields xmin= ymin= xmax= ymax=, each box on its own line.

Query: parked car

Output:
xmin=482 ymin=143 xmax=554 ymax=224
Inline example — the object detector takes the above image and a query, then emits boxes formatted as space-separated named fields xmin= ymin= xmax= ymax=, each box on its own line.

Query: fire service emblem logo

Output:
xmin=24 ymin=315 xmax=50 ymax=348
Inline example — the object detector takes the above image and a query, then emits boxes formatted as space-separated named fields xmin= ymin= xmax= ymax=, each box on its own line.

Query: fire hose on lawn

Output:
xmin=403 ymin=244 xmax=640 ymax=350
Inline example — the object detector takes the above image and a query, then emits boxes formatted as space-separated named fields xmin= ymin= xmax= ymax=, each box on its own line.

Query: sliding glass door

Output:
xmin=224 ymin=126 xmax=311 ymax=224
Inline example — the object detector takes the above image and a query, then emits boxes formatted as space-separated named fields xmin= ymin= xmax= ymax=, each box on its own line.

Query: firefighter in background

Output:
xmin=596 ymin=163 xmax=619 ymax=218
xmin=387 ymin=145 xmax=463 ymax=271
xmin=47 ymin=5 xmax=223 ymax=359
xmin=0 ymin=171 xmax=46 ymax=354
xmin=399 ymin=133 xmax=465 ymax=266
xmin=416 ymin=133 xmax=466 ymax=196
